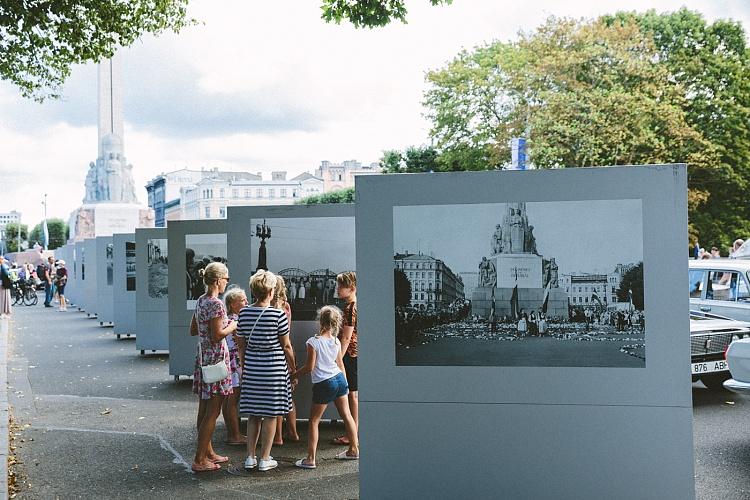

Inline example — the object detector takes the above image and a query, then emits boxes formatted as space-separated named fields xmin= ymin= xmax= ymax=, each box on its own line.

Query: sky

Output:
xmin=1 ymin=0 xmax=749 ymax=228
xmin=394 ymin=200 xmax=643 ymax=276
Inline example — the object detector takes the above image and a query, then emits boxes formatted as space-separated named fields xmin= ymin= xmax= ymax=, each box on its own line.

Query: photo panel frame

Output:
xmin=113 ymin=233 xmax=136 ymax=338
xmin=136 ymin=228 xmax=170 ymax=354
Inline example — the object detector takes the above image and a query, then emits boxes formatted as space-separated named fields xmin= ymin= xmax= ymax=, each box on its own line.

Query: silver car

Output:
xmin=723 ymin=337 xmax=750 ymax=395
xmin=689 ymin=259 xmax=750 ymax=321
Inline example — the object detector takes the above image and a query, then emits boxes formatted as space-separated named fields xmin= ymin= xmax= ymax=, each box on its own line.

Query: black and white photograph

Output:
xmin=125 ymin=241 xmax=136 ymax=291
xmin=80 ymin=247 xmax=85 ymax=281
xmin=394 ymin=200 xmax=645 ymax=367
xmin=186 ymin=233 xmax=227 ymax=307
xmin=147 ymin=238 xmax=168 ymax=299
xmin=250 ymin=217 xmax=355 ymax=320
xmin=106 ymin=243 xmax=114 ymax=286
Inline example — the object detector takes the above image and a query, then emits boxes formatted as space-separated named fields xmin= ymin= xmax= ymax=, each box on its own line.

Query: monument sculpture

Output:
xmin=472 ymin=202 xmax=568 ymax=319
xmin=68 ymin=54 xmax=153 ymax=241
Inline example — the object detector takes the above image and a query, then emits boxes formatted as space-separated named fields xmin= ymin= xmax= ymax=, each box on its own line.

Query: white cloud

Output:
xmin=1 ymin=0 xmax=749 ymax=227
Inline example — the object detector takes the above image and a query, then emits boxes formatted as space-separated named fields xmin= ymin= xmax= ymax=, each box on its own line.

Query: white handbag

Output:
xmin=199 ymin=338 xmax=230 ymax=384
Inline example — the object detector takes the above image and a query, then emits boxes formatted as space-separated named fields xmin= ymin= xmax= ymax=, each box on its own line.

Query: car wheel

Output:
xmin=701 ymin=372 xmax=731 ymax=391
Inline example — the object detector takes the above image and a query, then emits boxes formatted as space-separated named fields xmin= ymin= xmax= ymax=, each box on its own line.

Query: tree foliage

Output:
xmin=380 ymin=145 xmax=439 ymax=173
xmin=394 ymin=268 xmax=411 ymax=307
xmin=0 ymin=0 xmax=193 ymax=101
xmin=616 ymin=263 xmax=644 ymax=311
xmin=423 ymin=10 xmax=750 ymax=247
xmin=298 ymin=187 xmax=355 ymax=205
xmin=321 ymin=0 xmax=452 ymax=28
xmin=29 ymin=219 xmax=68 ymax=250
xmin=2 ymin=223 xmax=28 ymax=253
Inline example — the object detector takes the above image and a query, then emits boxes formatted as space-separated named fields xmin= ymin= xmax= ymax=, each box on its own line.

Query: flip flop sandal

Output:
xmin=335 ymin=451 xmax=359 ymax=460
xmin=192 ymin=462 xmax=221 ymax=473
xmin=331 ymin=436 xmax=350 ymax=445
xmin=225 ymin=441 xmax=246 ymax=446
xmin=295 ymin=459 xmax=317 ymax=469
xmin=210 ymin=455 xmax=230 ymax=464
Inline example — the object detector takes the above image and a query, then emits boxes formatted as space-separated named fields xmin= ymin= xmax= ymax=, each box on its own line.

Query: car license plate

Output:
xmin=691 ymin=361 xmax=728 ymax=374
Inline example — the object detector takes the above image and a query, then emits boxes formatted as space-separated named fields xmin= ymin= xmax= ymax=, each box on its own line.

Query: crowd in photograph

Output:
xmin=190 ymin=263 xmax=360 ymax=473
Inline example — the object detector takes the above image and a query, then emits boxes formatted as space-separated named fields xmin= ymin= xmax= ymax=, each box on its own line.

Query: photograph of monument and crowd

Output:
xmin=146 ymin=238 xmax=168 ymax=299
xmin=393 ymin=200 xmax=645 ymax=367
xmin=250 ymin=217 xmax=355 ymax=320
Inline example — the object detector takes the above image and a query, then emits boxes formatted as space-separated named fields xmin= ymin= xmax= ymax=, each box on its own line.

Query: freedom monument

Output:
xmin=472 ymin=202 xmax=568 ymax=319
xmin=68 ymin=54 xmax=154 ymax=241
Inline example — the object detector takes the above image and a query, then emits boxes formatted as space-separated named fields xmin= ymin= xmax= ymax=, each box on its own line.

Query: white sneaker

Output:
xmin=257 ymin=458 xmax=278 ymax=471
xmin=244 ymin=455 xmax=258 ymax=470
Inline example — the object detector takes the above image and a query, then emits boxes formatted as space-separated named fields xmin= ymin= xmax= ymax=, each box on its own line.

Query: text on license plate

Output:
xmin=691 ymin=361 xmax=728 ymax=374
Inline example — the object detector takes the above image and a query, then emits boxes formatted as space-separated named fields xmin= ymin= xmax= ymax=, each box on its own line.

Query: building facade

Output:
xmin=315 ymin=160 xmax=381 ymax=192
xmin=394 ymin=253 xmax=465 ymax=311
xmin=559 ymin=264 xmax=635 ymax=308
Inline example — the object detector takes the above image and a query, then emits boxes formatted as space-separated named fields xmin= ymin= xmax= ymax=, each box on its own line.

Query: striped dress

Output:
xmin=237 ymin=305 xmax=292 ymax=417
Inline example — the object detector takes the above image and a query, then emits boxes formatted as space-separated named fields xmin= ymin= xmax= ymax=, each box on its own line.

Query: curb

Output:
xmin=0 ymin=317 xmax=9 ymax=500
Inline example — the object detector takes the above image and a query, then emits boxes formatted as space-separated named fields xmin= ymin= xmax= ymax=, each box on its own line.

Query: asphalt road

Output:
xmin=6 ymin=301 xmax=750 ymax=499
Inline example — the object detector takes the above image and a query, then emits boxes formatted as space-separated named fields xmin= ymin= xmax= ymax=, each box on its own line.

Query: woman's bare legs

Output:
xmin=194 ymin=395 xmax=225 ymax=467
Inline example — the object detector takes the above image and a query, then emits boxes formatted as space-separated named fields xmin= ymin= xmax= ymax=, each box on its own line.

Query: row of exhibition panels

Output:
xmin=56 ymin=203 xmax=355 ymax=420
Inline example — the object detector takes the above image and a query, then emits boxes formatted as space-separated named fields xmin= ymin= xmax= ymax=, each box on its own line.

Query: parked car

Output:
xmin=723 ymin=337 xmax=750 ymax=395
xmin=689 ymin=311 xmax=750 ymax=390
xmin=689 ymin=259 xmax=750 ymax=322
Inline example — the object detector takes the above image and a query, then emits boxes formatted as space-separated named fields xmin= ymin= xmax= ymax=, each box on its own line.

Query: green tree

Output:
xmin=394 ymin=269 xmax=411 ymax=307
xmin=1 ymin=0 xmax=193 ymax=101
xmin=2 ymin=223 xmax=28 ymax=253
xmin=605 ymin=9 xmax=750 ymax=250
xmin=321 ymin=0 xmax=452 ymax=28
xmin=298 ymin=187 xmax=355 ymax=205
xmin=616 ymin=263 xmax=644 ymax=311
xmin=29 ymin=219 xmax=69 ymax=250
xmin=380 ymin=145 xmax=439 ymax=173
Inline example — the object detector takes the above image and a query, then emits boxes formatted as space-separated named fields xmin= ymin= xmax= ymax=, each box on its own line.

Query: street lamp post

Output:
xmin=255 ymin=219 xmax=271 ymax=271
xmin=42 ymin=193 xmax=48 ymax=250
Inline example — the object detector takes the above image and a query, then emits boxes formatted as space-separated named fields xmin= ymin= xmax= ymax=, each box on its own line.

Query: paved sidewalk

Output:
xmin=7 ymin=304 xmax=359 ymax=499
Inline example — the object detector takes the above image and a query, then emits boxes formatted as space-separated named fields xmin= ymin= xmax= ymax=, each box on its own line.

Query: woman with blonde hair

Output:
xmin=189 ymin=262 xmax=237 ymax=472
xmin=237 ymin=270 xmax=297 ymax=471
xmin=272 ymin=275 xmax=300 ymax=445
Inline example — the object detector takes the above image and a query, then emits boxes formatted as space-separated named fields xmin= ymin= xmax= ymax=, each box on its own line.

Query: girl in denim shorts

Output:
xmin=293 ymin=306 xmax=359 ymax=468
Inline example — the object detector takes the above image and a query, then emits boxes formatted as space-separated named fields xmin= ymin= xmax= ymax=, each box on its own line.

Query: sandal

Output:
xmin=295 ymin=458 xmax=316 ymax=469
xmin=331 ymin=436 xmax=350 ymax=445
xmin=335 ymin=451 xmax=359 ymax=460
xmin=225 ymin=440 xmax=246 ymax=446
xmin=210 ymin=455 xmax=229 ymax=464
xmin=192 ymin=462 xmax=221 ymax=473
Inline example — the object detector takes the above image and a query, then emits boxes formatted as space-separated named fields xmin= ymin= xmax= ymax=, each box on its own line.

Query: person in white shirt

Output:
xmin=293 ymin=305 xmax=358 ymax=468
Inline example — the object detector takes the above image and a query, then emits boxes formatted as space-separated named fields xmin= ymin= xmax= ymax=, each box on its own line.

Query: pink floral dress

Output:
xmin=192 ymin=294 xmax=233 ymax=399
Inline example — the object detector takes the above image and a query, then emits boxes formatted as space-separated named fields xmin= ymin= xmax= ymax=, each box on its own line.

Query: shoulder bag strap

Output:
xmin=248 ymin=307 xmax=268 ymax=341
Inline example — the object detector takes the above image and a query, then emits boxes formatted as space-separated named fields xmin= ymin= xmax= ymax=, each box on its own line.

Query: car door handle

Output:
xmin=700 ymin=306 xmax=711 ymax=312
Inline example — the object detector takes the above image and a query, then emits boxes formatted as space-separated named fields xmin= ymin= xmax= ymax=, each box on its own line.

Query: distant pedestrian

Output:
xmin=41 ymin=256 xmax=55 ymax=307
xmin=710 ymin=247 xmax=720 ymax=258
xmin=189 ymin=262 xmax=237 ymax=473
xmin=517 ymin=313 xmax=528 ymax=337
xmin=222 ymin=287 xmax=247 ymax=446
xmin=693 ymin=241 xmax=700 ymax=259
xmin=0 ymin=256 xmax=12 ymax=319
xmin=537 ymin=311 xmax=547 ymax=336
xmin=528 ymin=311 xmax=539 ymax=336
xmin=294 ymin=305 xmax=359 ymax=469
xmin=56 ymin=260 xmax=68 ymax=311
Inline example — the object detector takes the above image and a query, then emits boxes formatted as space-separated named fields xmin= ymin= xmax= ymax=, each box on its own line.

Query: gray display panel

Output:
xmin=356 ymin=166 xmax=694 ymax=499
xmin=73 ymin=241 xmax=85 ymax=310
xmin=135 ymin=228 xmax=170 ymax=354
xmin=113 ymin=233 xmax=136 ymax=338
xmin=167 ymin=220 xmax=227 ymax=377
xmin=227 ymin=204 xmax=356 ymax=421
xmin=83 ymin=238 xmax=98 ymax=318
xmin=95 ymin=236 xmax=114 ymax=326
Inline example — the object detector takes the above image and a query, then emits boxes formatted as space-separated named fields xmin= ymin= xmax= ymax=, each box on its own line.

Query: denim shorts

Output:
xmin=312 ymin=372 xmax=349 ymax=405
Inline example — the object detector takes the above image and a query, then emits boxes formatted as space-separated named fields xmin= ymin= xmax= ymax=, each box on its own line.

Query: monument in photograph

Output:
xmin=68 ymin=53 xmax=154 ymax=241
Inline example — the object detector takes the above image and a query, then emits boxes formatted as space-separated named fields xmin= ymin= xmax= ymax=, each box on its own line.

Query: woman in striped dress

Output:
xmin=238 ymin=270 xmax=297 ymax=472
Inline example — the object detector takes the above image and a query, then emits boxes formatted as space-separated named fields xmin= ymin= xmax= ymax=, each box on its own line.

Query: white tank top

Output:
xmin=306 ymin=335 xmax=342 ymax=384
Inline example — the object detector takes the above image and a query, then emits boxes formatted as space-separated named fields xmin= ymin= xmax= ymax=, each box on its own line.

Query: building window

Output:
xmin=293 ymin=189 xmax=298 ymax=198
xmin=219 ymin=206 xmax=226 ymax=218
xmin=269 ymin=189 xmax=275 ymax=199
xmin=220 ymin=188 xmax=225 ymax=198
xmin=280 ymin=188 xmax=287 ymax=198
xmin=245 ymin=189 xmax=251 ymax=198
xmin=232 ymin=189 xmax=238 ymax=198
xmin=204 ymin=206 xmax=211 ymax=218
xmin=256 ymin=188 xmax=263 ymax=198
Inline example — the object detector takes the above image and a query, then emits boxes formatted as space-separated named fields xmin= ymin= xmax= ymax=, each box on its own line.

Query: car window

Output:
xmin=688 ymin=270 xmax=704 ymax=298
xmin=707 ymin=271 xmax=738 ymax=301
xmin=737 ymin=274 xmax=750 ymax=302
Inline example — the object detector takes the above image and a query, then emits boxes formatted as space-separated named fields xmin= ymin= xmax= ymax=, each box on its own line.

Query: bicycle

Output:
xmin=11 ymin=279 xmax=38 ymax=306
